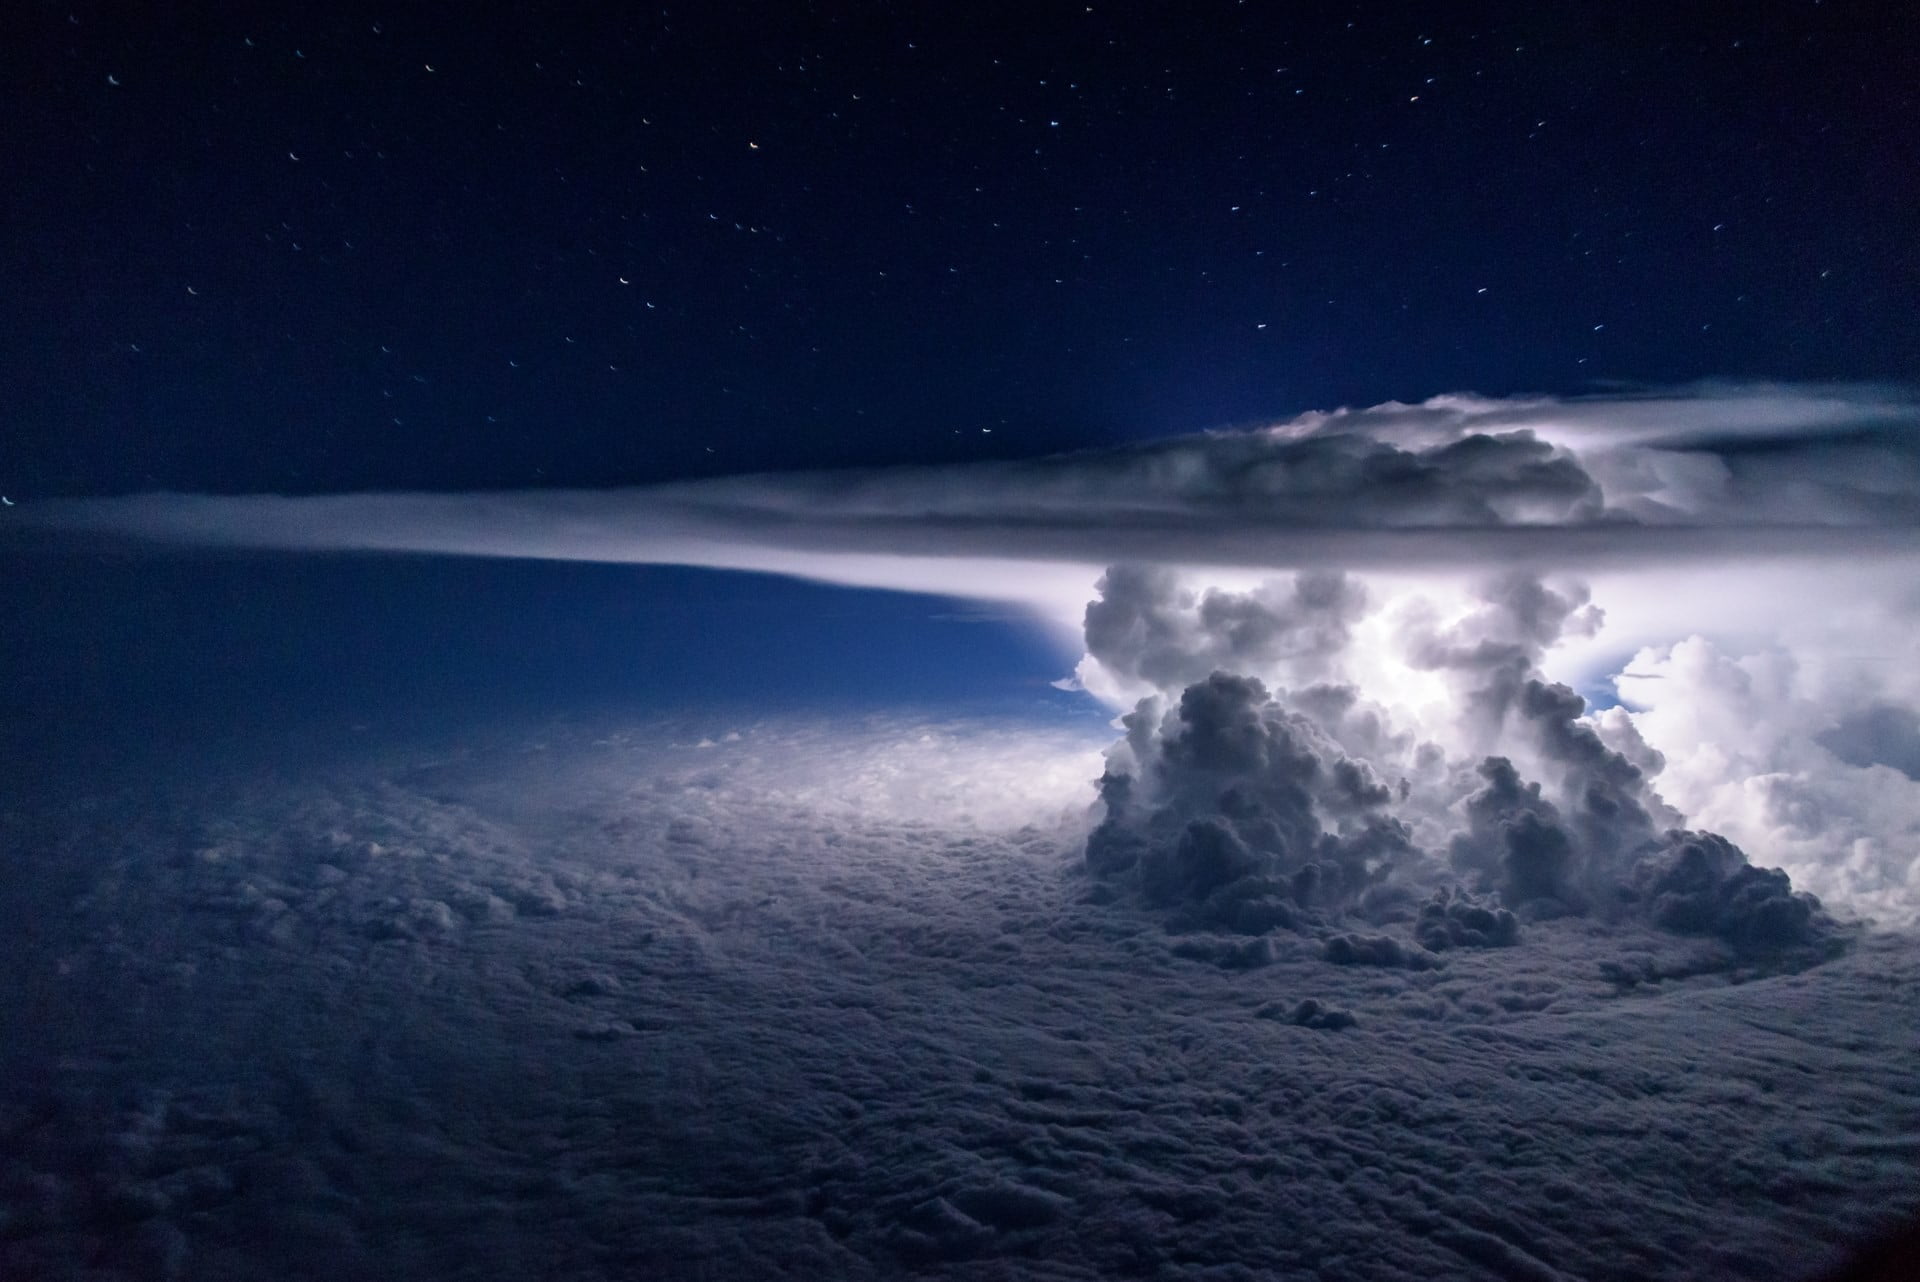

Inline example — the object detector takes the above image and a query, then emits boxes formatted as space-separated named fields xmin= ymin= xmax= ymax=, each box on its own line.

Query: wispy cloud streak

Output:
xmin=14 ymin=385 xmax=1919 ymax=591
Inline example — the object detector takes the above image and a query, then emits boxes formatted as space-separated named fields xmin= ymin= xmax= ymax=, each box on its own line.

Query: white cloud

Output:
xmin=18 ymin=383 xmax=1920 ymax=596
xmin=1616 ymin=636 xmax=1920 ymax=928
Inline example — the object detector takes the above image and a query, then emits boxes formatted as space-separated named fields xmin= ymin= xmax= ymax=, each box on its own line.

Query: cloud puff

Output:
xmin=1414 ymin=887 xmax=1521 ymax=951
xmin=1085 ymin=670 xmax=1423 ymax=930
xmin=1077 ymin=563 xmax=1369 ymax=703
xmin=1626 ymin=829 xmax=1837 ymax=954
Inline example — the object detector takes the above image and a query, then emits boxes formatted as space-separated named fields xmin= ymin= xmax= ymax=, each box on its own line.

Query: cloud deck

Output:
xmin=4 ymin=719 xmax=1916 ymax=1280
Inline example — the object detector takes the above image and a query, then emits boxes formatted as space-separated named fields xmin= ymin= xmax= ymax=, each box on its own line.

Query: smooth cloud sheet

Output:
xmin=15 ymin=384 xmax=1920 ymax=589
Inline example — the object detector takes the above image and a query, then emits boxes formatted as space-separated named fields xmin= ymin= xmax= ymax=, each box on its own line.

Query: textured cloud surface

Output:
xmin=1073 ymin=566 xmax=1862 ymax=951
xmin=5 ymin=717 xmax=1916 ymax=1280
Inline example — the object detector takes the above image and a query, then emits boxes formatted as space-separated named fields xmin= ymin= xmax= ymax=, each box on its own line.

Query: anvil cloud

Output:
xmin=18 ymin=384 xmax=1920 ymax=585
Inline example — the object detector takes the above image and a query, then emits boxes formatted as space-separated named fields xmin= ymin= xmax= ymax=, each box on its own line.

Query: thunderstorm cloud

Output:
xmin=8 ymin=384 xmax=1920 ymax=1278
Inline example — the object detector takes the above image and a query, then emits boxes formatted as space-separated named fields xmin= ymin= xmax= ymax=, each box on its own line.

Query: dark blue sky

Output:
xmin=0 ymin=540 xmax=1090 ymax=776
xmin=6 ymin=1 xmax=1914 ymax=497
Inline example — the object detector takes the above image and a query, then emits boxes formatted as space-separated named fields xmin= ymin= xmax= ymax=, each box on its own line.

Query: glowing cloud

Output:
xmin=16 ymin=383 xmax=1920 ymax=580
xmin=11 ymin=383 xmax=1920 ymax=925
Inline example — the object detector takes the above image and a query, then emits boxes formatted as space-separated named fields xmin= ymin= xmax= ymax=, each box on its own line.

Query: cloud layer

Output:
xmin=17 ymin=384 xmax=1920 ymax=588
xmin=5 ymin=715 xmax=1916 ymax=1280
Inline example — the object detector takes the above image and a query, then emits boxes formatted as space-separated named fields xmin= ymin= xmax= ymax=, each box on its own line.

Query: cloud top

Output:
xmin=14 ymin=384 xmax=1920 ymax=585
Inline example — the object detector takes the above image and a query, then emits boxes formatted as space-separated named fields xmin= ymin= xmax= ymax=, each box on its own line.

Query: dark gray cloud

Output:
xmin=1086 ymin=671 xmax=1421 ymax=931
xmin=1436 ymin=666 xmax=1677 ymax=917
xmin=1627 ymin=830 xmax=1840 ymax=955
xmin=1323 ymin=930 xmax=1442 ymax=970
xmin=1414 ymin=888 xmax=1521 ymax=952
xmin=1447 ymin=755 xmax=1583 ymax=910
xmin=5 ymin=716 xmax=1916 ymax=1281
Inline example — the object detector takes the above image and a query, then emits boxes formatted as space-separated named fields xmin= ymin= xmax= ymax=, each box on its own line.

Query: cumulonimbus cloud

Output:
xmin=12 ymin=383 xmax=1920 ymax=928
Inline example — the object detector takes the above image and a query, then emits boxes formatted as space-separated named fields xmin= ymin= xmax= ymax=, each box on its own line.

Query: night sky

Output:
xmin=7 ymin=7 xmax=1920 ymax=1282
xmin=7 ymin=2 xmax=1915 ymax=497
